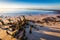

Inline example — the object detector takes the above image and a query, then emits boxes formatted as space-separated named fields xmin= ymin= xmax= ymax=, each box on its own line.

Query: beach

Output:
xmin=25 ymin=14 xmax=60 ymax=40
xmin=0 ymin=14 xmax=60 ymax=40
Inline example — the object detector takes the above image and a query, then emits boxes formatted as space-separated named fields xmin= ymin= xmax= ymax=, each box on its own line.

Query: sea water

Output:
xmin=0 ymin=10 xmax=56 ymax=16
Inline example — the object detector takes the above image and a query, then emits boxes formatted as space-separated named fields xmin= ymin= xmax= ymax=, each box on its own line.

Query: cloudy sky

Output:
xmin=0 ymin=0 xmax=60 ymax=13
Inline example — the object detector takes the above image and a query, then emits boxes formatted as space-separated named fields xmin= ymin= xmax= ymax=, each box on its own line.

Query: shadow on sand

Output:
xmin=26 ymin=20 xmax=60 ymax=40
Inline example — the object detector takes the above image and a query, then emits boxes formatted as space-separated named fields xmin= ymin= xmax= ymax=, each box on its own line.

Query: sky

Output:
xmin=0 ymin=0 xmax=60 ymax=4
xmin=0 ymin=0 xmax=60 ymax=13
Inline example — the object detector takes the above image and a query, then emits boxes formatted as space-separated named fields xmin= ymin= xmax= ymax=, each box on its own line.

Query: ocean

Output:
xmin=0 ymin=10 xmax=56 ymax=16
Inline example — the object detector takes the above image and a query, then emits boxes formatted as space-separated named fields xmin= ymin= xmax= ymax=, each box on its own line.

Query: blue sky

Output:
xmin=0 ymin=0 xmax=60 ymax=4
xmin=0 ymin=0 xmax=60 ymax=13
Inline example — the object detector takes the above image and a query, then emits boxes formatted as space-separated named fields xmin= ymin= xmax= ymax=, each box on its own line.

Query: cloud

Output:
xmin=0 ymin=2 xmax=60 ymax=13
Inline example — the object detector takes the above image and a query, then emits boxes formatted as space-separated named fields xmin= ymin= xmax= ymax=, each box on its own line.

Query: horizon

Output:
xmin=0 ymin=0 xmax=60 ymax=13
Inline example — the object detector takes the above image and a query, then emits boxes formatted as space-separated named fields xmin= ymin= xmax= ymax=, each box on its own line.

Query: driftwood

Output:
xmin=0 ymin=16 xmax=27 ymax=40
